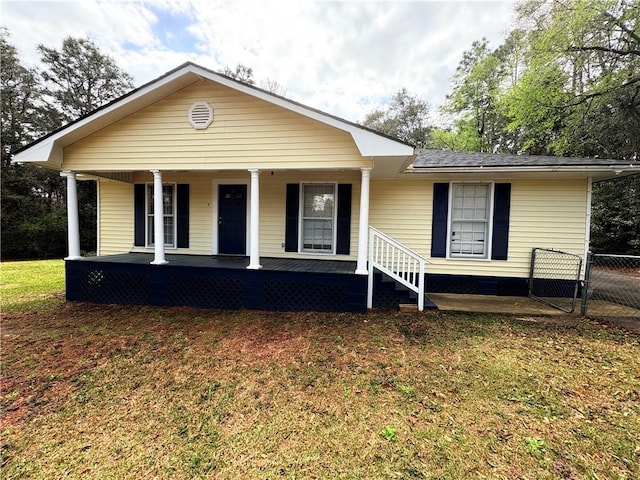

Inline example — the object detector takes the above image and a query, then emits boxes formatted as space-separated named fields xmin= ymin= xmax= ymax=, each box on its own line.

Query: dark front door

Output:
xmin=218 ymin=184 xmax=247 ymax=255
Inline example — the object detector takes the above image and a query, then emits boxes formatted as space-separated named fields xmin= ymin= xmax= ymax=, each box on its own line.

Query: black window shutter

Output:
xmin=336 ymin=184 xmax=352 ymax=255
xmin=285 ymin=183 xmax=300 ymax=252
xmin=176 ymin=184 xmax=189 ymax=248
xmin=134 ymin=184 xmax=146 ymax=247
xmin=491 ymin=183 xmax=511 ymax=260
xmin=431 ymin=183 xmax=449 ymax=258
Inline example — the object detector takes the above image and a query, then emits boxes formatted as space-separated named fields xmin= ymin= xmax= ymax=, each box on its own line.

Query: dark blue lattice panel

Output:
xmin=263 ymin=280 xmax=347 ymax=311
xmin=166 ymin=276 xmax=243 ymax=309
xmin=79 ymin=269 xmax=149 ymax=304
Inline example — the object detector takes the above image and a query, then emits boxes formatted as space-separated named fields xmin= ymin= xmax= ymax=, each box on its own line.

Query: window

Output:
xmin=301 ymin=183 xmax=335 ymax=253
xmin=449 ymin=183 xmax=492 ymax=258
xmin=146 ymin=184 xmax=176 ymax=248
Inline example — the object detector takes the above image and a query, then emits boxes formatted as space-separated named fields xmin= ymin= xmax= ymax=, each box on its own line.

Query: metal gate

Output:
xmin=529 ymin=248 xmax=583 ymax=313
xmin=581 ymin=253 xmax=640 ymax=320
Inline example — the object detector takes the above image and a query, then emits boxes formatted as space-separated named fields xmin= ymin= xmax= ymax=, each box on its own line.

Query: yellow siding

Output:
xmin=63 ymin=81 xmax=368 ymax=171
xmin=98 ymin=180 xmax=133 ymax=255
xmin=99 ymin=172 xmax=587 ymax=276
xmin=370 ymin=178 xmax=588 ymax=278
xmin=258 ymin=171 xmax=361 ymax=260
xmin=103 ymin=171 xmax=361 ymax=260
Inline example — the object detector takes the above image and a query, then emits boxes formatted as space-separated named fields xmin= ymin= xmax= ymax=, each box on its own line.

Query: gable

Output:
xmin=62 ymin=80 xmax=368 ymax=172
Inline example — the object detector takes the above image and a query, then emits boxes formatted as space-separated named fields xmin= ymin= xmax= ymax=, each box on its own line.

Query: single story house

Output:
xmin=13 ymin=62 xmax=639 ymax=312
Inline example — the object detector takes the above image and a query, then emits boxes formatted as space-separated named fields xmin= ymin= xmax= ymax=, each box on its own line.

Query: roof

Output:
xmin=12 ymin=61 xmax=414 ymax=166
xmin=411 ymin=149 xmax=639 ymax=180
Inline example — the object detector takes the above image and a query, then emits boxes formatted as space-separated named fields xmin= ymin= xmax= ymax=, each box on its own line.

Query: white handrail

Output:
xmin=367 ymin=226 xmax=429 ymax=311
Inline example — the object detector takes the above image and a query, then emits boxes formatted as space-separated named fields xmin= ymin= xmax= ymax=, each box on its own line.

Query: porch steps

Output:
xmin=374 ymin=272 xmax=438 ymax=311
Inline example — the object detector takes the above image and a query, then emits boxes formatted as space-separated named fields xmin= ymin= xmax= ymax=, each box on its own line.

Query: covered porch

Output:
xmin=66 ymin=253 xmax=369 ymax=312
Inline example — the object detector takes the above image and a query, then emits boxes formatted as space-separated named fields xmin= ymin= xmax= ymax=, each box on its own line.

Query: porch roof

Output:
xmin=410 ymin=149 xmax=639 ymax=180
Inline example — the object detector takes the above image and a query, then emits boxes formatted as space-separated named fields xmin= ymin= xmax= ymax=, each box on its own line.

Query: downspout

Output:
xmin=583 ymin=176 xmax=593 ymax=278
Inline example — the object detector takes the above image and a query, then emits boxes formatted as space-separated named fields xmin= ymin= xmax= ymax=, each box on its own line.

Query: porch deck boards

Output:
xmin=78 ymin=253 xmax=357 ymax=274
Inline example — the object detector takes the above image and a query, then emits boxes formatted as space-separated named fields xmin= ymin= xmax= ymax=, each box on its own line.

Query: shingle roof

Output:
xmin=413 ymin=149 xmax=637 ymax=168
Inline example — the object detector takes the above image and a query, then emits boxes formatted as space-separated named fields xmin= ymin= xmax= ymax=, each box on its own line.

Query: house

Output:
xmin=13 ymin=62 xmax=639 ymax=312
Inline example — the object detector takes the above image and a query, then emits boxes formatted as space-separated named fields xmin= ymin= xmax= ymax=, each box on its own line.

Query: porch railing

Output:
xmin=367 ymin=227 xmax=429 ymax=311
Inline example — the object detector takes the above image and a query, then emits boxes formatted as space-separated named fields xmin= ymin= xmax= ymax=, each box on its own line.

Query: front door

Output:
xmin=218 ymin=184 xmax=247 ymax=255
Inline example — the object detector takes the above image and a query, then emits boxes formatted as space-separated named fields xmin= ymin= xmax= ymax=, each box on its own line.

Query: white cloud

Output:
xmin=1 ymin=0 xmax=517 ymax=122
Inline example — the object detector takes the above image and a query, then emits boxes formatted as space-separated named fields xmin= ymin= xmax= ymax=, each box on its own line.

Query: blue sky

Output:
xmin=2 ymin=0 xmax=518 ymax=122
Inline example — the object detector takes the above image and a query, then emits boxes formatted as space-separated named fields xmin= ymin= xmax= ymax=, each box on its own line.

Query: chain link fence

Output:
xmin=581 ymin=253 xmax=640 ymax=321
xmin=529 ymin=248 xmax=583 ymax=313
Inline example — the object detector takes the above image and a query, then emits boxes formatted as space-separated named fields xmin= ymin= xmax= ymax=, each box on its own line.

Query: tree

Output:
xmin=442 ymin=32 xmax=527 ymax=153
xmin=38 ymin=37 xmax=134 ymax=124
xmin=362 ymin=89 xmax=432 ymax=147
xmin=1 ymin=33 xmax=135 ymax=259
xmin=37 ymin=37 xmax=135 ymax=254
xmin=591 ymin=174 xmax=640 ymax=254
xmin=1 ymin=29 xmax=67 ymax=259
xmin=260 ymin=78 xmax=286 ymax=96
xmin=505 ymin=0 xmax=640 ymax=159
xmin=438 ymin=0 xmax=639 ymax=253
xmin=222 ymin=63 xmax=255 ymax=85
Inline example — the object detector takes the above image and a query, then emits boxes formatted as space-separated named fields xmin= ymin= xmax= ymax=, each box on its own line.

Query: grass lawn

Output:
xmin=1 ymin=261 xmax=639 ymax=479
xmin=0 ymin=259 xmax=65 ymax=312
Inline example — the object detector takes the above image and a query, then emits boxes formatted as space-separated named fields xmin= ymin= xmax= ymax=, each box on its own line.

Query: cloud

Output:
xmin=1 ymin=0 xmax=517 ymax=122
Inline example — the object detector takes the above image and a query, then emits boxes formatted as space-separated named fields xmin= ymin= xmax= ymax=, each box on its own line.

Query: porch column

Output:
xmin=61 ymin=170 xmax=81 ymax=260
xmin=150 ymin=169 xmax=168 ymax=265
xmin=247 ymin=168 xmax=262 ymax=270
xmin=355 ymin=167 xmax=372 ymax=275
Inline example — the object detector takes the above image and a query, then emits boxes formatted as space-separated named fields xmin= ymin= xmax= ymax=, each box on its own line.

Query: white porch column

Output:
xmin=150 ymin=169 xmax=168 ymax=265
xmin=247 ymin=168 xmax=262 ymax=270
xmin=355 ymin=167 xmax=372 ymax=275
xmin=61 ymin=170 xmax=81 ymax=260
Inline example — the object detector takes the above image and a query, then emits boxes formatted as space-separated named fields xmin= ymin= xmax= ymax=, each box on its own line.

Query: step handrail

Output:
xmin=367 ymin=226 xmax=429 ymax=311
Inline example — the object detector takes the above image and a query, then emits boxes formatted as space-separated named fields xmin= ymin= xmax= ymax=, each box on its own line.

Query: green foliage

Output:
xmin=38 ymin=37 xmax=134 ymax=124
xmin=591 ymin=175 xmax=640 ymax=254
xmin=440 ymin=0 xmax=639 ymax=252
xmin=500 ymin=61 xmax=571 ymax=155
xmin=379 ymin=426 xmax=398 ymax=442
xmin=504 ymin=0 xmax=640 ymax=159
xmin=524 ymin=436 xmax=546 ymax=456
xmin=1 ymin=30 xmax=67 ymax=259
xmin=442 ymin=32 xmax=527 ymax=153
xmin=1 ymin=30 xmax=132 ymax=259
xmin=363 ymin=88 xmax=432 ymax=147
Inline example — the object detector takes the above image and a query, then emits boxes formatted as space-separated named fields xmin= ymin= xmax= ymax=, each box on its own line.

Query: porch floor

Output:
xmin=78 ymin=253 xmax=357 ymax=274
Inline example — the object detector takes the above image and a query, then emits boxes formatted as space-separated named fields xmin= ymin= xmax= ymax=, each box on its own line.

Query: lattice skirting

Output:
xmin=425 ymin=274 xmax=529 ymax=296
xmin=66 ymin=261 xmax=367 ymax=312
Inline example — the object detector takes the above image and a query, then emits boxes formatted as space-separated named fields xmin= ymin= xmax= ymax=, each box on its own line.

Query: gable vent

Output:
xmin=188 ymin=101 xmax=213 ymax=129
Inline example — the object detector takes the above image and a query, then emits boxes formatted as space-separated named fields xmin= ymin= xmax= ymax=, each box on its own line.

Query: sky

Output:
xmin=1 ymin=0 xmax=519 ymax=123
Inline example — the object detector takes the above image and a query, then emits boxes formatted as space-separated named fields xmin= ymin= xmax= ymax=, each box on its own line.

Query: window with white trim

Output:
xmin=301 ymin=183 xmax=335 ymax=253
xmin=449 ymin=183 xmax=492 ymax=258
xmin=146 ymin=183 xmax=176 ymax=248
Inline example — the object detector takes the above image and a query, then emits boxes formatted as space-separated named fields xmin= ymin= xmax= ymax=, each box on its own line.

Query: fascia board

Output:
xmin=349 ymin=129 xmax=415 ymax=156
xmin=12 ymin=139 xmax=56 ymax=164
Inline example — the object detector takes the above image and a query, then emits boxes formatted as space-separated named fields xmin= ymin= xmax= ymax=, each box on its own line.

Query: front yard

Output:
xmin=1 ymin=261 xmax=638 ymax=479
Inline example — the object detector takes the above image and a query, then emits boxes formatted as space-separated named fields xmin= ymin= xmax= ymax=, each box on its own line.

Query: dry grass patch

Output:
xmin=2 ymin=303 xmax=639 ymax=479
